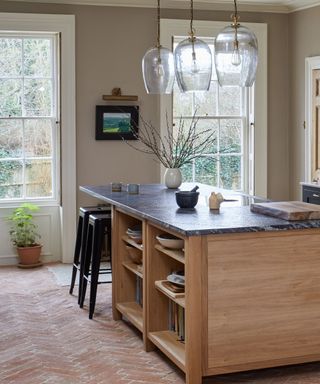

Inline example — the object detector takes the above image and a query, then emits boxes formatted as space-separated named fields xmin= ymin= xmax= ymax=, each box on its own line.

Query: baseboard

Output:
xmin=0 ymin=253 xmax=61 ymax=266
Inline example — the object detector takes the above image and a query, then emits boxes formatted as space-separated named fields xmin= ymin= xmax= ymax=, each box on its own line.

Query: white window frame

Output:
xmin=0 ymin=13 xmax=76 ymax=263
xmin=160 ymin=19 xmax=268 ymax=197
xmin=0 ymin=32 xmax=59 ymax=203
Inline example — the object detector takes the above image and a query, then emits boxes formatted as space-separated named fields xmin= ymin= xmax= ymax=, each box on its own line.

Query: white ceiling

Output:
xmin=4 ymin=0 xmax=320 ymax=13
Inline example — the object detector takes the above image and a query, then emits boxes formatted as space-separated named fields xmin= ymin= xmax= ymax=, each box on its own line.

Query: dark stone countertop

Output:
xmin=80 ymin=183 xmax=320 ymax=236
xmin=300 ymin=182 xmax=320 ymax=189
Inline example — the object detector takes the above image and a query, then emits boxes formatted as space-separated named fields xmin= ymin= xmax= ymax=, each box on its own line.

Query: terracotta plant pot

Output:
xmin=17 ymin=244 xmax=42 ymax=266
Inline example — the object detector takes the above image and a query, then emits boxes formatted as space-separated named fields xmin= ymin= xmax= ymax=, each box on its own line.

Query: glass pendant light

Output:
xmin=142 ymin=0 xmax=175 ymax=94
xmin=174 ymin=0 xmax=212 ymax=92
xmin=215 ymin=0 xmax=258 ymax=87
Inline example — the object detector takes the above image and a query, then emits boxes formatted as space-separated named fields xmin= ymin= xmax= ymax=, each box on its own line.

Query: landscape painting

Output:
xmin=103 ymin=112 xmax=131 ymax=133
xmin=95 ymin=105 xmax=139 ymax=140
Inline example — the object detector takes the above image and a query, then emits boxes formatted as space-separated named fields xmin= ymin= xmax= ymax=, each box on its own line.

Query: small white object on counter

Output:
xmin=209 ymin=192 xmax=224 ymax=211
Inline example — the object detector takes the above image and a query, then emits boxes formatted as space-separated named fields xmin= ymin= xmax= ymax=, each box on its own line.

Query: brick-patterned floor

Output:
xmin=1 ymin=265 xmax=320 ymax=384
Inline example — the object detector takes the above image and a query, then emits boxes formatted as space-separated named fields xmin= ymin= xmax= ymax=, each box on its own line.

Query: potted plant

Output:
xmin=7 ymin=203 xmax=42 ymax=267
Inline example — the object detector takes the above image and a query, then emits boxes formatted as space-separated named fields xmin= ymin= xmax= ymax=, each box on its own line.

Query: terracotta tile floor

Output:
xmin=1 ymin=265 xmax=320 ymax=384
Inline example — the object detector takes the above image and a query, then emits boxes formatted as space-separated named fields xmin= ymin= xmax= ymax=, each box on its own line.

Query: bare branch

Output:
xmin=125 ymin=112 xmax=217 ymax=169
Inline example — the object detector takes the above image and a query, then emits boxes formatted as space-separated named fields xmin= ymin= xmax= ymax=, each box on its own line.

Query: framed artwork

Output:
xmin=95 ymin=105 xmax=139 ymax=140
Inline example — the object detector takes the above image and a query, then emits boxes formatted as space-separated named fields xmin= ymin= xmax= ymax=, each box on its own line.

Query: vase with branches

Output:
xmin=126 ymin=114 xmax=216 ymax=188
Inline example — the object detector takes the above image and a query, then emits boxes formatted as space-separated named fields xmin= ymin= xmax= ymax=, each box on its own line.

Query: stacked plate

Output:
xmin=167 ymin=270 xmax=185 ymax=286
xmin=126 ymin=224 xmax=142 ymax=243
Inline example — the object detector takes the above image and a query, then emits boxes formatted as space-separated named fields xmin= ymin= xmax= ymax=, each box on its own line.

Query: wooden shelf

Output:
xmin=102 ymin=87 xmax=138 ymax=101
xmin=103 ymin=95 xmax=138 ymax=101
xmin=155 ymin=244 xmax=185 ymax=264
xmin=122 ymin=261 xmax=143 ymax=278
xmin=155 ymin=280 xmax=185 ymax=308
xmin=148 ymin=331 xmax=185 ymax=372
xmin=116 ymin=302 xmax=143 ymax=332
xmin=122 ymin=235 xmax=143 ymax=250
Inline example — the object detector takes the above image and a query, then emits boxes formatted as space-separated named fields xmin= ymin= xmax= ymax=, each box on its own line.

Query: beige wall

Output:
xmin=289 ymin=6 xmax=320 ymax=200
xmin=0 ymin=1 xmax=290 ymax=203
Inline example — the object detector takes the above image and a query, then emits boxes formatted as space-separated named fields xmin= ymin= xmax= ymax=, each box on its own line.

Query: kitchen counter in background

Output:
xmin=80 ymin=183 xmax=320 ymax=236
xmin=301 ymin=181 xmax=320 ymax=205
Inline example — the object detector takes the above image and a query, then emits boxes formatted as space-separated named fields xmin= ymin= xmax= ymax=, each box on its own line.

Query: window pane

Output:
xmin=0 ymin=160 xmax=23 ymax=198
xmin=173 ymin=119 xmax=218 ymax=153
xmin=180 ymin=162 xmax=194 ymax=182
xmin=23 ymin=38 xmax=51 ymax=77
xmin=220 ymin=119 xmax=242 ymax=154
xmin=219 ymin=156 xmax=241 ymax=190
xmin=24 ymin=119 xmax=52 ymax=157
xmin=195 ymin=157 xmax=217 ymax=185
xmin=24 ymin=79 xmax=52 ymax=116
xmin=25 ymin=159 xmax=52 ymax=197
xmin=194 ymin=81 xmax=217 ymax=116
xmin=196 ymin=120 xmax=218 ymax=153
xmin=0 ymin=38 xmax=22 ymax=77
xmin=173 ymin=83 xmax=193 ymax=117
xmin=0 ymin=120 xmax=23 ymax=158
xmin=218 ymin=86 xmax=241 ymax=116
xmin=0 ymin=34 xmax=56 ymax=201
xmin=0 ymin=79 xmax=22 ymax=117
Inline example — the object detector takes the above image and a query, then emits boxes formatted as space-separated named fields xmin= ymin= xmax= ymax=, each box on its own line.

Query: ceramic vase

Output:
xmin=164 ymin=168 xmax=182 ymax=189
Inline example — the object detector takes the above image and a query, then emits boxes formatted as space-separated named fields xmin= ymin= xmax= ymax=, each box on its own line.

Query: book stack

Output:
xmin=135 ymin=276 xmax=143 ymax=307
xmin=168 ymin=301 xmax=185 ymax=342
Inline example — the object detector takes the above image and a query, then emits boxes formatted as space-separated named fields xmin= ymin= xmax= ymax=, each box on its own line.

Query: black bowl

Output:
xmin=175 ymin=191 xmax=199 ymax=209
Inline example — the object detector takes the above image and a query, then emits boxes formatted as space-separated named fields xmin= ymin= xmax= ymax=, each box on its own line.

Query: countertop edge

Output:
xmin=80 ymin=185 xmax=320 ymax=236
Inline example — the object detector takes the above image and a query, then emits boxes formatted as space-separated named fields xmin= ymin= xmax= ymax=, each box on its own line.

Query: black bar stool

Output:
xmin=79 ymin=213 xmax=112 ymax=319
xmin=69 ymin=205 xmax=111 ymax=304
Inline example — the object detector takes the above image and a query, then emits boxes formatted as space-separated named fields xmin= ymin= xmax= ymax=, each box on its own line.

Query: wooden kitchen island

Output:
xmin=80 ymin=183 xmax=320 ymax=384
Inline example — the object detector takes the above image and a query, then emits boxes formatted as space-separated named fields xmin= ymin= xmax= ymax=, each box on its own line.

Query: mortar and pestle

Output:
xmin=175 ymin=186 xmax=199 ymax=209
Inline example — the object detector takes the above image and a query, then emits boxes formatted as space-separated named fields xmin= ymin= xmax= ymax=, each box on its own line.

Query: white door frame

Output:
xmin=305 ymin=56 xmax=320 ymax=182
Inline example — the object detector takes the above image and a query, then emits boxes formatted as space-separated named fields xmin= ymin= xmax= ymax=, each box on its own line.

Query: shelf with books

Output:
xmin=113 ymin=209 xmax=145 ymax=339
xmin=155 ymin=280 xmax=185 ymax=308
xmin=154 ymin=244 xmax=185 ymax=264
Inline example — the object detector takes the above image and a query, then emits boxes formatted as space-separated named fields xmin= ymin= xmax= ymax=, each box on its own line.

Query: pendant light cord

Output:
xmin=232 ymin=0 xmax=239 ymax=50
xmin=157 ymin=0 xmax=161 ymax=48
xmin=190 ymin=0 xmax=195 ymax=39
xmin=234 ymin=0 xmax=238 ymax=20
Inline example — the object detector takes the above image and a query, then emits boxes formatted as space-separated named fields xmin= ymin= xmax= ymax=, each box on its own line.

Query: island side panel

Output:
xmin=185 ymin=236 xmax=206 ymax=384
xmin=206 ymin=229 xmax=320 ymax=375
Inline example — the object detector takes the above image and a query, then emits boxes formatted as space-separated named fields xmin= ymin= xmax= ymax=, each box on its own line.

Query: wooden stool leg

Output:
xmin=79 ymin=223 xmax=93 ymax=308
xmin=69 ymin=216 xmax=83 ymax=295
xmin=89 ymin=223 xmax=103 ymax=319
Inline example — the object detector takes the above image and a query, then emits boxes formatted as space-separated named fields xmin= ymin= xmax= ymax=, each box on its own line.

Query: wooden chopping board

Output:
xmin=250 ymin=201 xmax=320 ymax=221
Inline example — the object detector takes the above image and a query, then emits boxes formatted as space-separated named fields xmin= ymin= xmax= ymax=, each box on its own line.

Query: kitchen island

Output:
xmin=80 ymin=183 xmax=320 ymax=384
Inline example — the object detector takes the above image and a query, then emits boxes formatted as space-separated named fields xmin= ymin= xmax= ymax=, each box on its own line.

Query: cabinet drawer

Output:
xmin=303 ymin=186 xmax=320 ymax=205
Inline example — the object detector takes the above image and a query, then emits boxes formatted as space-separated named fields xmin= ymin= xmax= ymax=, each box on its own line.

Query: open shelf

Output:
xmin=154 ymin=244 xmax=185 ymax=264
xmin=122 ymin=235 xmax=143 ymax=250
xmin=122 ymin=261 xmax=143 ymax=278
xmin=155 ymin=280 xmax=185 ymax=308
xmin=148 ymin=330 xmax=185 ymax=372
xmin=116 ymin=302 xmax=143 ymax=332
